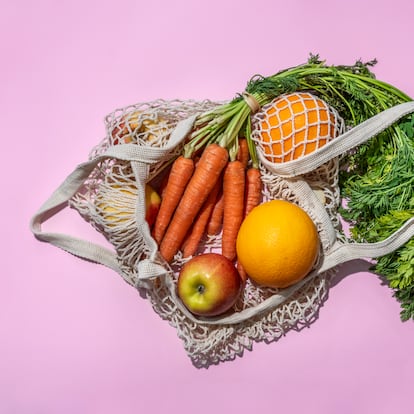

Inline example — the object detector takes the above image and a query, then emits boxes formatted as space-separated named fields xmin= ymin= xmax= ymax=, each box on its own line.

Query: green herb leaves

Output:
xmin=360 ymin=211 xmax=414 ymax=321
xmin=339 ymin=111 xmax=414 ymax=321
xmin=193 ymin=55 xmax=414 ymax=320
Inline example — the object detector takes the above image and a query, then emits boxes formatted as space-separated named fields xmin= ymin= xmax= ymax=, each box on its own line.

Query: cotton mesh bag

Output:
xmin=30 ymin=94 xmax=414 ymax=368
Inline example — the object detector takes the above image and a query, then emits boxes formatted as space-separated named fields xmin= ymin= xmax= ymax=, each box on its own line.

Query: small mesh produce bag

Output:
xmin=31 ymin=96 xmax=414 ymax=368
xmin=254 ymin=92 xmax=342 ymax=163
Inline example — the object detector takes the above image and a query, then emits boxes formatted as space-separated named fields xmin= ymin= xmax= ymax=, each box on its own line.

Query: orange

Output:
xmin=236 ymin=200 xmax=319 ymax=288
xmin=258 ymin=92 xmax=340 ymax=163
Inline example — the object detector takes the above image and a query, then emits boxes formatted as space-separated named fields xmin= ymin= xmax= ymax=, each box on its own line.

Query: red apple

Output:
xmin=111 ymin=111 xmax=168 ymax=145
xmin=144 ymin=184 xmax=161 ymax=227
xmin=177 ymin=253 xmax=243 ymax=317
xmin=96 ymin=183 xmax=161 ymax=229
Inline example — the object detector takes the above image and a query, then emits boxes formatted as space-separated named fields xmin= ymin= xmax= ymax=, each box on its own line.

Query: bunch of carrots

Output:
xmin=152 ymin=136 xmax=262 ymax=265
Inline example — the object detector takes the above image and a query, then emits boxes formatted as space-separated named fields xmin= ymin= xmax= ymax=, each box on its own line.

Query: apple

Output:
xmin=177 ymin=253 xmax=243 ymax=317
xmin=111 ymin=111 xmax=169 ymax=145
xmin=144 ymin=184 xmax=161 ymax=227
xmin=111 ymin=111 xmax=140 ymax=145
xmin=96 ymin=182 xmax=161 ymax=228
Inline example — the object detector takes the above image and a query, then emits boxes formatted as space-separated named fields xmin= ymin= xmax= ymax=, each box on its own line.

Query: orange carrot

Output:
xmin=159 ymin=144 xmax=229 ymax=262
xmin=206 ymin=187 xmax=224 ymax=235
xmin=222 ymin=160 xmax=245 ymax=261
xmin=182 ymin=180 xmax=220 ymax=258
xmin=153 ymin=155 xmax=194 ymax=244
xmin=236 ymin=261 xmax=248 ymax=284
xmin=158 ymin=169 xmax=171 ymax=199
xmin=244 ymin=167 xmax=262 ymax=217
xmin=236 ymin=138 xmax=249 ymax=169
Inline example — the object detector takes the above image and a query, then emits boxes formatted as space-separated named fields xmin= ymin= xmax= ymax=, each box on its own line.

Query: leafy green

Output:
xmin=340 ymin=128 xmax=414 ymax=224
xmin=338 ymin=102 xmax=414 ymax=321
xmin=192 ymin=54 xmax=414 ymax=320
xmin=356 ymin=211 xmax=414 ymax=321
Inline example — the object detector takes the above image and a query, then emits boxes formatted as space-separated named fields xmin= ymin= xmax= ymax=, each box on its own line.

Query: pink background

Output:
xmin=2 ymin=0 xmax=414 ymax=413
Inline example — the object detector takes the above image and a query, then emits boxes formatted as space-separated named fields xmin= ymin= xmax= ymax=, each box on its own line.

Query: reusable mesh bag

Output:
xmin=30 ymin=98 xmax=414 ymax=368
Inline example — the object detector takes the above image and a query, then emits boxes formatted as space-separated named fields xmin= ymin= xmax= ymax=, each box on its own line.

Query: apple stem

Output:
xmin=197 ymin=285 xmax=205 ymax=294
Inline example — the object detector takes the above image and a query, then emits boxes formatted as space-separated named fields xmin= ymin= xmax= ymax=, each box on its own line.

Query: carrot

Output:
xmin=206 ymin=187 xmax=224 ymax=235
xmin=222 ymin=160 xmax=245 ymax=261
xmin=158 ymin=169 xmax=171 ymax=199
xmin=152 ymin=155 xmax=194 ymax=244
xmin=236 ymin=261 xmax=248 ymax=284
xmin=236 ymin=138 xmax=250 ymax=169
xmin=182 ymin=179 xmax=220 ymax=258
xmin=159 ymin=143 xmax=229 ymax=262
xmin=244 ymin=167 xmax=262 ymax=217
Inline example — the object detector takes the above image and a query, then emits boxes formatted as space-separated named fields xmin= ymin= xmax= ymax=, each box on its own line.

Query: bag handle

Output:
xmin=319 ymin=217 xmax=414 ymax=273
xmin=258 ymin=101 xmax=414 ymax=177
xmin=30 ymin=116 xmax=196 ymax=283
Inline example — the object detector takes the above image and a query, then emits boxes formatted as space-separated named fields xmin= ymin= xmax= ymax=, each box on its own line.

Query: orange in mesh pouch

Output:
xmin=254 ymin=92 xmax=343 ymax=163
xmin=30 ymin=98 xmax=414 ymax=368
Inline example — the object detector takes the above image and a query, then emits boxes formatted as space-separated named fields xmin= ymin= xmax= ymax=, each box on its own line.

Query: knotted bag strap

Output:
xmin=29 ymin=116 xmax=197 ymax=284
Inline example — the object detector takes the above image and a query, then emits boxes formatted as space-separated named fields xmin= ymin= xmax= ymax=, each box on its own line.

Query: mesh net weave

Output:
xmin=69 ymin=98 xmax=346 ymax=367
